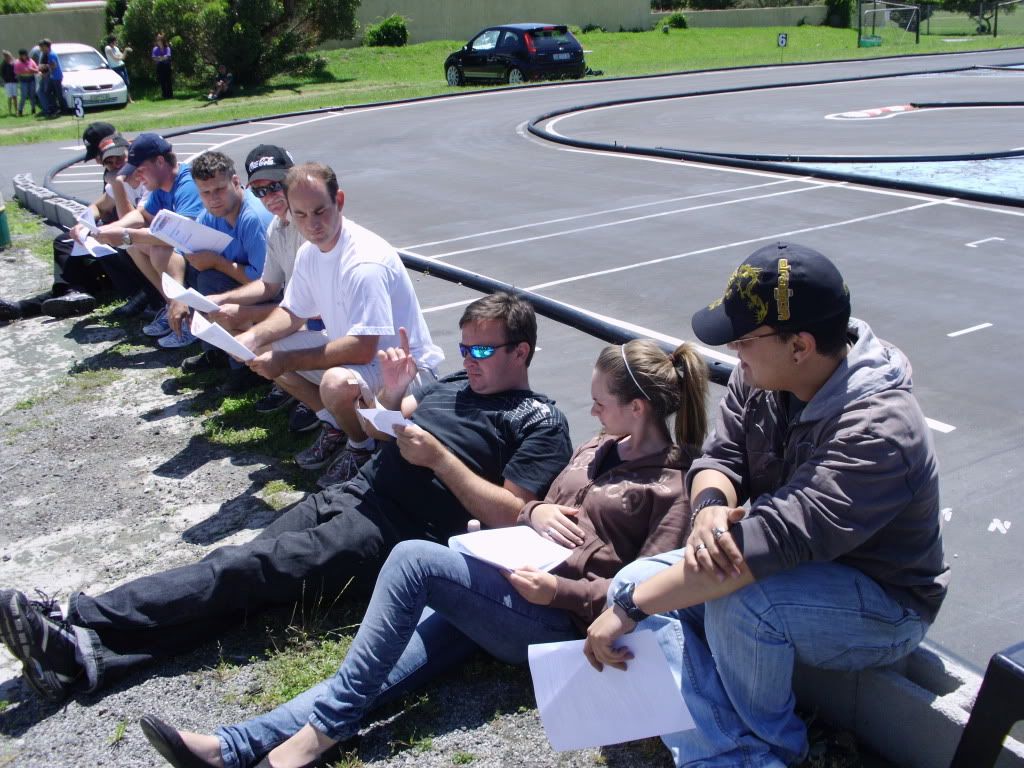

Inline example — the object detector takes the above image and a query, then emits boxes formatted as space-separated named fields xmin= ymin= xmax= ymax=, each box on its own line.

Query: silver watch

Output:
xmin=121 ymin=230 xmax=132 ymax=247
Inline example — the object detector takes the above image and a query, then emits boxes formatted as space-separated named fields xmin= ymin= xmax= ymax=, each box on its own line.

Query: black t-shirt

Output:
xmin=350 ymin=372 xmax=572 ymax=544
xmin=2 ymin=62 xmax=15 ymax=84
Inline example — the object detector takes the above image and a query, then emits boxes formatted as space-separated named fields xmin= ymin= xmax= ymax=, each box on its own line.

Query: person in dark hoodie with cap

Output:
xmin=584 ymin=242 xmax=950 ymax=768
xmin=0 ymin=123 xmax=156 ymax=321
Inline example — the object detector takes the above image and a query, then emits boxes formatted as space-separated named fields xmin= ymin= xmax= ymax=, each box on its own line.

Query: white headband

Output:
xmin=621 ymin=345 xmax=651 ymax=401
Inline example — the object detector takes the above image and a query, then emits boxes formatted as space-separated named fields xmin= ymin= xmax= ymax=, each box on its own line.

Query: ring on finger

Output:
xmin=694 ymin=542 xmax=707 ymax=553
xmin=712 ymin=527 xmax=727 ymax=542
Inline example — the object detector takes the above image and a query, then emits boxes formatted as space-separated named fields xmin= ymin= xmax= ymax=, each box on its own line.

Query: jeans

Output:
xmin=611 ymin=549 xmax=928 ymax=768
xmin=217 ymin=540 xmax=580 ymax=768
xmin=18 ymin=78 xmax=37 ymax=114
xmin=36 ymin=76 xmax=49 ymax=115
xmin=68 ymin=480 xmax=398 ymax=691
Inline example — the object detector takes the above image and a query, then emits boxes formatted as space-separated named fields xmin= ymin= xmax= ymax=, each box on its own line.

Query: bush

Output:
xmin=825 ymin=0 xmax=853 ymax=27
xmin=664 ymin=12 xmax=688 ymax=28
xmin=581 ymin=23 xmax=607 ymax=33
xmin=120 ymin=0 xmax=357 ymax=87
xmin=0 ymin=0 xmax=45 ymax=13
xmin=364 ymin=14 xmax=408 ymax=47
xmin=651 ymin=0 xmax=686 ymax=9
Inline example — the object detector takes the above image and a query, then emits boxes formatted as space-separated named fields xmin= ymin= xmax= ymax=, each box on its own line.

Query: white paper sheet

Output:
xmin=69 ymin=210 xmax=117 ymax=258
xmin=161 ymin=273 xmax=221 ymax=313
xmin=356 ymin=407 xmax=413 ymax=438
xmin=150 ymin=209 xmax=233 ymax=254
xmin=528 ymin=631 xmax=694 ymax=752
xmin=189 ymin=312 xmax=256 ymax=362
xmin=448 ymin=526 xmax=573 ymax=573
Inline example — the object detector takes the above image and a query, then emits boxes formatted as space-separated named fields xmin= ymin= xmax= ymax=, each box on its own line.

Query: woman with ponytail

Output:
xmin=141 ymin=340 xmax=709 ymax=768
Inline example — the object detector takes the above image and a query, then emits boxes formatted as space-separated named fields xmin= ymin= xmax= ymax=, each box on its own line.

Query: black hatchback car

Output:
xmin=444 ymin=24 xmax=586 ymax=86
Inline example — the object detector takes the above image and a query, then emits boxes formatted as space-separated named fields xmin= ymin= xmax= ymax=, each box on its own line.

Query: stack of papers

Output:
xmin=70 ymin=210 xmax=117 ymax=258
xmin=161 ymin=273 xmax=220 ymax=313
xmin=528 ymin=631 xmax=694 ymax=751
xmin=356 ymin=407 xmax=413 ymax=438
xmin=151 ymin=209 xmax=233 ymax=254
xmin=448 ymin=526 xmax=573 ymax=573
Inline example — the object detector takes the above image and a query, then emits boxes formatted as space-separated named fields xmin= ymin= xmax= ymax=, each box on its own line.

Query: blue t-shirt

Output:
xmin=144 ymin=165 xmax=204 ymax=220
xmin=195 ymin=191 xmax=273 ymax=281
xmin=46 ymin=52 xmax=62 ymax=83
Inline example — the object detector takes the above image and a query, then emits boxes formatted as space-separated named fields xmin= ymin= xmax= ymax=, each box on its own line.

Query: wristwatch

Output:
xmin=612 ymin=581 xmax=648 ymax=623
xmin=121 ymin=230 xmax=132 ymax=247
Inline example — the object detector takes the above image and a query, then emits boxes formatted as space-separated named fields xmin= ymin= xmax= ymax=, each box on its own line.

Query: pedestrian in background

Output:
xmin=151 ymin=33 xmax=172 ymax=98
xmin=104 ymin=34 xmax=133 ymax=102
xmin=2 ymin=51 xmax=16 ymax=115
xmin=13 ymin=49 xmax=39 ymax=116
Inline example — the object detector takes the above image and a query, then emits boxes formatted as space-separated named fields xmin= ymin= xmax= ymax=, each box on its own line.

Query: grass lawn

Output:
xmin=0 ymin=26 xmax=1020 ymax=147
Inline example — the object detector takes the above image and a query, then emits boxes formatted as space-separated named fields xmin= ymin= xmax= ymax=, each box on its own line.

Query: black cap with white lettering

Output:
xmin=245 ymin=144 xmax=294 ymax=183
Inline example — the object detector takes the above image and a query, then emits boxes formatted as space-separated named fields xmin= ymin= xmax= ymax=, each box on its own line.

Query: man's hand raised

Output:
xmin=378 ymin=327 xmax=417 ymax=407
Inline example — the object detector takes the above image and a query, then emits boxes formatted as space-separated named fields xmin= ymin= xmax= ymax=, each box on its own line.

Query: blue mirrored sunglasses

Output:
xmin=250 ymin=180 xmax=285 ymax=198
xmin=458 ymin=341 xmax=521 ymax=360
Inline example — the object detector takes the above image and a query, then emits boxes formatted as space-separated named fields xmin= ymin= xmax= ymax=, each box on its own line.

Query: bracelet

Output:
xmin=689 ymin=489 xmax=729 ymax=530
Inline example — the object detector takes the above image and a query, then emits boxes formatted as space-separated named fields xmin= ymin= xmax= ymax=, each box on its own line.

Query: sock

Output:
xmin=348 ymin=437 xmax=375 ymax=452
xmin=316 ymin=409 xmax=340 ymax=429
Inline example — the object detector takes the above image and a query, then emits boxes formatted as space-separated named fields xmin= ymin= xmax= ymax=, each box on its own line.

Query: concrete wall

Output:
xmin=0 ymin=8 xmax=106 ymax=54
xmin=349 ymin=0 xmax=653 ymax=45
xmin=658 ymin=6 xmax=828 ymax=28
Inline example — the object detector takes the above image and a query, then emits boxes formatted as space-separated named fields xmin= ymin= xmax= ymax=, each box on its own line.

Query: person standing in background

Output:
xmin=2 ymin=51 xmax=16 ymax=116
xmin=13 ymin=49 xmax=39 ymax=116
xmin=104 ymin=35 xmax=133 ymax=102
xmin=151 ymin=33 xmax=172 ymax=98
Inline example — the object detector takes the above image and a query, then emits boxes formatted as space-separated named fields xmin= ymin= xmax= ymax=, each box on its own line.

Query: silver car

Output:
xmin=52 ymin=42 xmax=129 ymax=111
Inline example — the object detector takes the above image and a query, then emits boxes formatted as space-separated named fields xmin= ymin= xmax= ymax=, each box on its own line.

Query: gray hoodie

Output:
xmin=687 ymin=319 xmax=949 ymax=623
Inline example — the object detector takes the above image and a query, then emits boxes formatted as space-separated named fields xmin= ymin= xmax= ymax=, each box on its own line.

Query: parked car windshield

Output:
xmin=529 ymin=28 xmax=577 ymax=51
xmin=58 ymin=51 xmax=109 ymax=72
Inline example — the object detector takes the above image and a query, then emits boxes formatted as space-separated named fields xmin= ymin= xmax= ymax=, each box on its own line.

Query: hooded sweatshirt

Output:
xmin=687 ymin=318 xmax=949 ymax=623
xmin=519 ymin=434 xmax=691 ymax=630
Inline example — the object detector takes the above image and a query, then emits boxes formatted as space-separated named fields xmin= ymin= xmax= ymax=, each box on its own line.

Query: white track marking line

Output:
xmin=195 ymin=132 xmax=248 ymax=137
xmin=427 ymin=183 xmax=834 ymax=259
xmin=947 ymin=323 xmax=992 ymax=337
xmin=946 ymin=201 xmax=1024 ymax=217
xmin=966 ymin=237 xmax=1005 ymax=247
xmin=401 ymin=179 xmax=799 ymax=249
xmin=926 ymin=418 xmax=956 ymax=434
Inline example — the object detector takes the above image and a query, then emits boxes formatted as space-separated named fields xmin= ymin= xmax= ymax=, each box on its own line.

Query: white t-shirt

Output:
xmin=261 ymin=213 xmax=304 ymax=287
xmin=282 ymin=218 xmax=444 ymax=371
xmin=105 ymin=180 xmax=148 ymax=208
xmin=104 ymin=45 xmax=125 ymax=67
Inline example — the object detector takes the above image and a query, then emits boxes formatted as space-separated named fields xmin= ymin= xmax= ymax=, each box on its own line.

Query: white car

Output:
xmin=52 ymin=42 xmax=128 ymax=111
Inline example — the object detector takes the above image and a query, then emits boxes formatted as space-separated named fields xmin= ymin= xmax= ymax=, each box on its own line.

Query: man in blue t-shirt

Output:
xmin=37 ymin=39 xmax=62 ymax=117
xmin=96 ymin=133 xmax=205 ymax=344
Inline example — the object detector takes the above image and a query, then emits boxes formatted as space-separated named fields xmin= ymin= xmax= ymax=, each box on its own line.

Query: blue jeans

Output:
xmin=217 ymin=539 xmax=580 ymax=768
xmin=36 ymin=77 xmax=49 ymax=115
xmin=18 ymin=79 xmax=38 ymax=114
xmin=611 ymin=549 xmax=928 ymax=768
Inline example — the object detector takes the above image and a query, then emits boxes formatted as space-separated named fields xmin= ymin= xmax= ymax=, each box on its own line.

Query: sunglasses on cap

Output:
xmin=458 ymin=341 xmax=522 ymax=360
xmin=250 ymin=180 xmax=285 ymax=198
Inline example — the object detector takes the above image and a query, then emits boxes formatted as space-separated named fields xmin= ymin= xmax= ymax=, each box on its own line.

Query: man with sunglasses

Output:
xmin=0 ymin=291 xmax=572 ymax=701
xmin=586 ymin=242 xmax=948 ymax=768
xmin=234 ymin=162 xmax=444 ymax=487
xmin=0 ymin=124 xmax=155 ymax=322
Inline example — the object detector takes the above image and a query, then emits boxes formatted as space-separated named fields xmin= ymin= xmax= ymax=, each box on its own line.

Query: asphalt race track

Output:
xmin=4 ymin=47 xmax=1023 ymax=670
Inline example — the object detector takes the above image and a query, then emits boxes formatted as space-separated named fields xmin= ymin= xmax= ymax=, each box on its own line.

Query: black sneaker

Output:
xmin=0 ymin=589 xmax=83 ymax=701
xmin=111 ymin=290 xmax=151 ymax=318
xmin=219 ymin=365 xmax=264 ymax=395
xmin=255 ymin=385 xmax=296 ymax=414
xmin=288 ymin=402 xmax=320 ymax=432
xmin=181 ymin=348 xmax=230 ymax=374
xmin=0 ymin=297 xmax=22 ymax=322
xmin=41 ymin=290 xmax=97 ymax=318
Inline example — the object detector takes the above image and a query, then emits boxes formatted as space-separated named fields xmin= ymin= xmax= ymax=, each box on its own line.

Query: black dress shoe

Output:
xmin=139 ymin=714 xmax=219 ymax=768
xmin=41 ymin=290 xmax=96 ymax=318
xmin=0 ymin=297 xmax=22 ymax=321
xmin=111 ymin=290 xmax=150 ymax=317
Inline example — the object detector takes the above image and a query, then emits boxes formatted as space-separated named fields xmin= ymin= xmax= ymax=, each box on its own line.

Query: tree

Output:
xmin=119 ymin=0 xmax=357 ymax=87
xmin=938 ymin=0 xmax=1002 ymax=32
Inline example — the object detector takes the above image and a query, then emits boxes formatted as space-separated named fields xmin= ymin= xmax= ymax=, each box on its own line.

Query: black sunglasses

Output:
xmin=250 ymin=181 xmax=285 ymax=198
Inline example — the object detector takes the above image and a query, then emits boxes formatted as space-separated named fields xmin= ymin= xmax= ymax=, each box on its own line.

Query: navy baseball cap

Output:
xmin=691 ymin=242 xmax=850 ymax=346
xmin=245 ymin=144 xmax=294 ymax=183
xmin=118 ymin=133 xmax=172 ymax=176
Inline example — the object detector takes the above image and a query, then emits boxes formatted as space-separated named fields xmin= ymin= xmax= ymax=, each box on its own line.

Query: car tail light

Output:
xmin=524 ymin=33 xmax=537 ymax=54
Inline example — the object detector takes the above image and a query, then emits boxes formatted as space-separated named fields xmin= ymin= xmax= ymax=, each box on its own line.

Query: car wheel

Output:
xmin=506 ymin=67 xmax=525 ymax=85
xmin=446 ymin=64 xmax=464 ymax=86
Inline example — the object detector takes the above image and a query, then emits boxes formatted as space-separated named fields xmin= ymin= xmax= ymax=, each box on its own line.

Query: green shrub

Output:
xmin=0 ymin=0 xmax=45 ymax=13
xmin=581 ymin=23 xmax=607 ymax=33
xmin=664 ymin=11 xmax=688 ymax=28
xmin=364 ymin=14 xmax=409 ymax=47
xmin=825 ymin=0 xmax=853 ymax=27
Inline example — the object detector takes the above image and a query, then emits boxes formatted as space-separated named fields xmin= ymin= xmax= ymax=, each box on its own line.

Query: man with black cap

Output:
xmin=94 ymin=132 xmax=204 ymax=346
xmin=585 ymin=242 xmax=949 ymax=767
xmin=0 ymin=123 xmax=154 ymax=321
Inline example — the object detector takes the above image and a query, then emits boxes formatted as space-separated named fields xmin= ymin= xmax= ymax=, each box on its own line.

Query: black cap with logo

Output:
xmin=691 ymin=242 xmax=850 ymax=346
xmin=245 ymin=145 xmax=294 ymax=183
xmin=83 ymin=122 xmax=117 ymax=161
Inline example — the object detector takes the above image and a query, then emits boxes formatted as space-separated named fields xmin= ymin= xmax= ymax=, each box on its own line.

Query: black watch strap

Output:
xmin=612 ymin=581 xmax=648 ymax=623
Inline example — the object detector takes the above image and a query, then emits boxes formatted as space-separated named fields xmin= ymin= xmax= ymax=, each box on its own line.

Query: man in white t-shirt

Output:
xmin=235 ymin=162 xmax=444 ymax=487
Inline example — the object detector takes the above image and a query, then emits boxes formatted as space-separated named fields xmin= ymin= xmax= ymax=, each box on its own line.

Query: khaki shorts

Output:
xmin=272 ymin=329 xmax=437 ymax=397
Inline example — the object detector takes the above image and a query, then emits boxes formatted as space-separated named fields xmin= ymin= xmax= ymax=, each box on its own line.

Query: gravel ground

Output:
xmin=0 ymin=235 xmax=673 ymax=768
